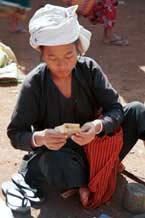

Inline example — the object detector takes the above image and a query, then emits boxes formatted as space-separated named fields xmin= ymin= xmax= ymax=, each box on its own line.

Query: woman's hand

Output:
xmin=71 ymin=122 xmax=96 ymax=146
xmin=71 ymin=120 xmax=103 ymax=146
xmin=33 ymin=129 xmax=67 ymax=150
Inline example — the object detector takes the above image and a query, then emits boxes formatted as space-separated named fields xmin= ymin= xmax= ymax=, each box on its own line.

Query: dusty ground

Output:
xmin=0 ymin=0 xmax=145 ymax=217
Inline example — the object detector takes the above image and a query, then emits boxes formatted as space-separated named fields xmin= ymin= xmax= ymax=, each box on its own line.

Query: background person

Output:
xmin=63 ymin=0 xmax=128 ymax=45
xmin=0 ymin=0 xmax=31 ymax=32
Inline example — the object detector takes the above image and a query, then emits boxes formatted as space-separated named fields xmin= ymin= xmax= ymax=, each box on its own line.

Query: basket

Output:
xmin=63 ymin=0 xmax=95 ymax=16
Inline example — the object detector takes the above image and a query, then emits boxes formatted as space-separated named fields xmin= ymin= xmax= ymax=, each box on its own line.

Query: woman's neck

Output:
xmin=52 ymin=74 xmax=72 ymax=98
xmin=52 ymin=74 xmax=71 ymax=82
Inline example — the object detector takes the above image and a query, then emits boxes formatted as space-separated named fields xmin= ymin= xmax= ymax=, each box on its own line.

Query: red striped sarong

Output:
xmin=83 ymin=128 xmax=123 ymax=208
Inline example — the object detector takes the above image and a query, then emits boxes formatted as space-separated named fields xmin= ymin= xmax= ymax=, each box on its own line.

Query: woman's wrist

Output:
xmin=32 ymin=132 xmax=43 ymax=148
xmin=91 ymin=119 xmax=103 ymax=134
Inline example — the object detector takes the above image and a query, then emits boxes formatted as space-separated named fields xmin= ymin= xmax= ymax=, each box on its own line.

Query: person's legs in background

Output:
xmin=9 ymin=8 xmax=27 ymax=32
xmin=93 ymin=0 xmax=128 ymax=45
xmin=120 ymin=101 xmax=145 ymax=160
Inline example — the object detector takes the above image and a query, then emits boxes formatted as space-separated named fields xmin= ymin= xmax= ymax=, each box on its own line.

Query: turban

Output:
xmin=29 ymin=4 xmax=91 ymax=54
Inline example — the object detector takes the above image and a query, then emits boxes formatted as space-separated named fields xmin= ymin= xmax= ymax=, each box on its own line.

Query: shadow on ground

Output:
xmin=12 ymin=175 xmax=131 ymax=218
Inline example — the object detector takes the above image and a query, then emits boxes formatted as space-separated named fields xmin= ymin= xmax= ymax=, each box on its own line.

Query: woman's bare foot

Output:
xmin=79 ymin=186 xmax=90 ymax=207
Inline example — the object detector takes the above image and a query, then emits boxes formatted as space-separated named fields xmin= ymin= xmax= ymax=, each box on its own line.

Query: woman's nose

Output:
xmin=57 ymin=60 xmax=67 ymax=70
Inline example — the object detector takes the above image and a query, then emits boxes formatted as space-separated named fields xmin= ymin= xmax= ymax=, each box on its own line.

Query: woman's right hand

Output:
xmin=33 ymin=129 xmax=67 ymax=150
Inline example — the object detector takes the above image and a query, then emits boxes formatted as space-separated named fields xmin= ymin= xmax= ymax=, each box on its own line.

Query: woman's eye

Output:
xmin=66 ymin=55 xmax=73 ymax=59
xmin=49 ymin=58 xmax=56 ymax=61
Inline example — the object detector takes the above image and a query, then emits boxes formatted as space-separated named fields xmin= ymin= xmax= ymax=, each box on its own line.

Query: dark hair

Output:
xmin=74 ymin=39 xmax=83 ymax=56
xmin=39 ymin=39 xmax=83 ymax=58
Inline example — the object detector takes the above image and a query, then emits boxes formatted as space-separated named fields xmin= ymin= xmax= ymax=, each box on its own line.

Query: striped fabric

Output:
xmin=63 ymin=0 xmax=95 ymax=16
xmin=83 ymin=128 xmax=123 ymax=208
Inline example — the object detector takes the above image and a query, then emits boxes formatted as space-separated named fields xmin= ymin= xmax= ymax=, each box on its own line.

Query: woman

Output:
xmin=7 ymin=4 xmax=145 ymax=208
xmin=63 ymin=0 xmax=128 ymax=45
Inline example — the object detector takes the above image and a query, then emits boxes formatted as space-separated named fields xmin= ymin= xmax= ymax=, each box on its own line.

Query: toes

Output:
xmin=79 ymin=187 xmax=90 ymax=207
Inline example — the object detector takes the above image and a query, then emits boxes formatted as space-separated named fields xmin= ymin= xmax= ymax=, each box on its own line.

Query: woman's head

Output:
xmin=40 ymin=40 xmax=82 ymax=79
xmin=29 ymin=4 xmax=91 ymax=55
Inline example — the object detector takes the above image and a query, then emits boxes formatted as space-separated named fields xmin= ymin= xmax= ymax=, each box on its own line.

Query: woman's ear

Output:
xmin=39 ymin=46 xmax=44 ymax=61
xmin=76 ymin=39 xmax=84 ymax=56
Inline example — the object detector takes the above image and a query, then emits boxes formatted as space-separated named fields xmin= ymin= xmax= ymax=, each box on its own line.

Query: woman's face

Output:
xmin=41 ymin=43 xmax=78 ymax=79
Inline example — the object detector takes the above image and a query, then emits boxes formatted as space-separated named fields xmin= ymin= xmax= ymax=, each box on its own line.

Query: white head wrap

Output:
xmin=29 ymin=4 xmax=91 ymax=54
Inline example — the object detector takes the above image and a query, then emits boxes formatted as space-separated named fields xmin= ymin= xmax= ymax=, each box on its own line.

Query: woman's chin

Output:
xmin=59 ymin=72 xmax=71 ymax=78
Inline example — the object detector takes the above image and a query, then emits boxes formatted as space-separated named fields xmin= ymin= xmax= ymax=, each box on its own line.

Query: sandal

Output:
xmin=112 ymin=34 xmax=124 ymax=41
xmin=104 ymin=34 xmax=129 ymax=46
xmin=11 ymin=173 xmax=43 ymax=203
xmin=60 ymin=189 xmax=78 ymax=199
xmin=110 ymin=39 xmax=128 ymax=46
xmin=110 ymin=37 xmax=128 ymax=46
xmin=1 ymin=181 xmax=31 ymax=213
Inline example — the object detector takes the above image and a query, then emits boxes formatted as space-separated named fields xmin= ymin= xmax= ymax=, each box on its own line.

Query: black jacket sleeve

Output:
xmin=78 ymin=57 xmax=124 ymax=135
xmin=91 ymin=59 xmax=124 ymax=135
xmin=7 ymin=65 xmax=43 ymax=151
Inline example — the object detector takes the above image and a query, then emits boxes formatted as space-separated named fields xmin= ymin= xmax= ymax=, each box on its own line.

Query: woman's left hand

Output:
xmin=71 ymin=122 xmax=96 ymax=146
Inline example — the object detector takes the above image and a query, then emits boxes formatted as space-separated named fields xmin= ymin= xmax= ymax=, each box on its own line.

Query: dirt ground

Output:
xmin=0 ymin=0 xmax=145 ymax=217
